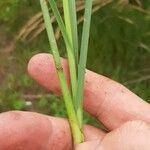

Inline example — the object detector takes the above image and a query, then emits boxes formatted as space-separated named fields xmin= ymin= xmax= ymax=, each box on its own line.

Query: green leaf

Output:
xmin=75 ymin=0 xmax=93 ymax=128
xmin=40 ymin=0 xmax=83 ymax=145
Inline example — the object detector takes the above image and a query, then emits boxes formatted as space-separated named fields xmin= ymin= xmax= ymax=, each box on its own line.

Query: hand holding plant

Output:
xmin=0 ymin=54 xmax=149 ymax=149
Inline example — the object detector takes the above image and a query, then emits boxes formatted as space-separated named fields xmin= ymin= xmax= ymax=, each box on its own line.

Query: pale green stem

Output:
xmin=69 ymin=0 xmax=79 ymax=67
xmin=40 ymin=0 xmax=83 ymax=145
xmin=62 ymin=0 xmax=77 ymax=102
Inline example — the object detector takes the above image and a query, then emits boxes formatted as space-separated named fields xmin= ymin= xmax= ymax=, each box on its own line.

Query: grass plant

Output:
xmin=40 ymin=0 xmax=93 ymax=146
xmin=0 ymin=0 xmax=150 ymax=144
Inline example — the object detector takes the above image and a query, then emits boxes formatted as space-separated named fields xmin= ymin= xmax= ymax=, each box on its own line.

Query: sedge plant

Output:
xmin=40 ymin=0 xmax=92 ymax=146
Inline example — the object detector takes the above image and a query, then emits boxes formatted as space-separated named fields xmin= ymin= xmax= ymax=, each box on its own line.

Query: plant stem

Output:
xmin=69 ymin=0 xmax=79 ymax=67
xmin=62 ymin=0 xmax=77 ymax=102
xmin=75 ymin=0 xmax=93 ymax=128
xmin=48 ymin=0 xmax=75 ymax=66
xmin=48 ymin=0 xmax=71 ymax=48
xmin=40 ymin=0 xmax=83 ymax=145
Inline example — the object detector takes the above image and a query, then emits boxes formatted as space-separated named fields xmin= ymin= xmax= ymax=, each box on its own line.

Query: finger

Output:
xmin=99 ymin=120 xmax=150 ymax=150
xmin=76 ymin=120 xmax=150 ymax=150
xmin=28 ymin=53 xmax=150 ymax=130
xmin=0 ymin=111 xmax=71 ymax=150
xmin=0 ymin=111 xmax=105 ymax=150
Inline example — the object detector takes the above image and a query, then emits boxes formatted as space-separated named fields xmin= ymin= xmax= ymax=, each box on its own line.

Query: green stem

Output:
xmin=48 ymin=0 xmax=77 ymax=89
xmin=62 ymin=0 xmax=77 ymax=102
xmin=40 ymin=0 xmax=83 ymax=145
xmin=48 ymin=0 xmax=72 ymax=50
xmin=75 ymin=0 xmax=93 ymax=128
xmin=69 ymin=0 xmax=79 ymax=67
xmin=47 ymin=1 xmax=77 ymax=99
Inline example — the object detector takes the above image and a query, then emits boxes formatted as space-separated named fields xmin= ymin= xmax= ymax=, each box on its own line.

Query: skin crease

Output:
xmin=0 ymin=53 xmax=149 ymax=150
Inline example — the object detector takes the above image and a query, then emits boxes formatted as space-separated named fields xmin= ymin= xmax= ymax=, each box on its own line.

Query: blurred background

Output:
xmin=0 ymin=0 xmax=150 ymax=126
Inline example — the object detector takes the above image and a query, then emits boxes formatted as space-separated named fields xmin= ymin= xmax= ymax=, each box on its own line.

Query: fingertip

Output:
xmin=0 ymin=111 xmax=72 ymax=150
xmin=27 ymin=53 xmax=53 ymax=80
xmin=27 ymin=53 xmax=61 ymax=94
xmin=0 ymin=111 xmax=53 ymax=150
xmin=27 ymin=53 xmax=70 ymax=95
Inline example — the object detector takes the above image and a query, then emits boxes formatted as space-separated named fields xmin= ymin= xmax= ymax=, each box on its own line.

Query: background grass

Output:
xmin=0 ymin=0 xmax=150 ymax=126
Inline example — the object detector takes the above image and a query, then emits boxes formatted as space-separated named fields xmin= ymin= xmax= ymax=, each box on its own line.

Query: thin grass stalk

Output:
xmin=40 ymin=0 xmax=83 ymax=145
xmin=62 ymin=0 xmax=77 ymax=102
xmin=47 ymin=0 xmax=77 ymax=103
xmin=49 ymin=0 xmax=77 ymax=103
xmin=75 ymin=0 xmax=93 ymax=128
xmin=48 ymin=0 xmax=71 ymax=48
xmin=48 ymin=0 xmax=77 ymax=71
xmin=69 ymin=0 xmax=79 ymax=67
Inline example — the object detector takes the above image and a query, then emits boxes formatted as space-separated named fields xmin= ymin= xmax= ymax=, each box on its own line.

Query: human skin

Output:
xmin=0 ymin=53 xmax=150 ymax=150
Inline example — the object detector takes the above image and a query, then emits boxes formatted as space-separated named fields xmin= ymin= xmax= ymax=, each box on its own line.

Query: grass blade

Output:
xmin=40 ymin=0 xmax=83 ymax=145
xmin=51 ymin=0 xmax=77 ymax=102
xmin=62 ymin=0 xmax=73 ymax=46
xmin=76 ymin=0 xmax=93 ymax=128
xmin=69 ymin=0 xmax=79 ymax=67
xmin=48 ymin=0 xmax=72 ymax=49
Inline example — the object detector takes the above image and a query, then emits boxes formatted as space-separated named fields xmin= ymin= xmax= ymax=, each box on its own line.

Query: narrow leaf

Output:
xmin=40 ymin=0 xmax=83 ymax=144
xmin=76 ymin=0 xmax=93 ymax=128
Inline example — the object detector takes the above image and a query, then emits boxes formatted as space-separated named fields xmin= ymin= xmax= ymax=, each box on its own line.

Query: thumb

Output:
xmin=76 ymin=120 xmax=150 ymax=150
xmin=100 ymin=120 xmax=150 ymax=150
xmin=75 ymin=140 xmax=103 ymax=150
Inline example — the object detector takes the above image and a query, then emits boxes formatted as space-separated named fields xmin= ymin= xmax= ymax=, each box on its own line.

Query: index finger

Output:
xmin=28 ymin=53 xmax=150 ymax=130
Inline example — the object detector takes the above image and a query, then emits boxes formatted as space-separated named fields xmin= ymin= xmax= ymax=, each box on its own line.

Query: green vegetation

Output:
xmin=0 ymin=0 xmax=150 ymax=130
xmin=40 ymin=0 xmax=94 ymax=144
xmin=40 ymin=0 xmax=85 ymax=144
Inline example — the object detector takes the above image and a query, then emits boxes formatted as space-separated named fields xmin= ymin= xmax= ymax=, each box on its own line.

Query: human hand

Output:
xmin=0 ymin=53 xmax=150 ymax=150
